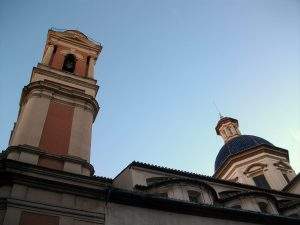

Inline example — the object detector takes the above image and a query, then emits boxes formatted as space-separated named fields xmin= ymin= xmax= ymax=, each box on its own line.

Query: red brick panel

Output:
xmin=19 ymin=212 xmax=59 ymax=225
xmin=38 ymin=157 xmax=64 ymax=171
xmin=39 ymin=101 xmax=74 ymax=155
xmin=50 ymin=45 xmax=88 ymax=77
xmin=75 ymin=55 xmax=87 ymax=77
xmin=50 ymin=46 xmax=65 ymax=71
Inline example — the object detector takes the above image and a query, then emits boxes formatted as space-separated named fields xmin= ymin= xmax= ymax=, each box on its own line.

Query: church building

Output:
xmin=0 ymin=29 xmax=299 ymax=225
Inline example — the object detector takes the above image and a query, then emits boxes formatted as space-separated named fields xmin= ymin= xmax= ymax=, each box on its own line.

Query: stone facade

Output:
xmin=0 ymin=29 xmax=299 ymax=225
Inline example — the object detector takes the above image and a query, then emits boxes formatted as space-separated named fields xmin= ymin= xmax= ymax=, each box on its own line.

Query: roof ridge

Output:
xmin=131 ymin=161 xmax=212 ymax=179
xmin=128 ymin=161 xmax=300 ymax=199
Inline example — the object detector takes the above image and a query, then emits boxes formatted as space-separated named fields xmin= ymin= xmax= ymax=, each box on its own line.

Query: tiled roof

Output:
xmin=283 ymin=173 xmax=300 ymax=192
xmin=127 ymin=161 xmax=300 ymax=199
xmin=278 ymin=198 xmax=300 ymax=210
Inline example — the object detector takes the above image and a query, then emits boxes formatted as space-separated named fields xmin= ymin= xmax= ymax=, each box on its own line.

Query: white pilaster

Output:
xmin=42 ymin=45 xmax=54 ymax=65
xmin=87 ymin=57 xmax=95 ymax=78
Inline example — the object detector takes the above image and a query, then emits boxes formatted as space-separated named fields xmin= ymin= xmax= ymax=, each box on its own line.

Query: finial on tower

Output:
xmin=215 ymin=116 xmax=241 ymax=143
xmin=213 ymin=101 xmax=223 ymax=120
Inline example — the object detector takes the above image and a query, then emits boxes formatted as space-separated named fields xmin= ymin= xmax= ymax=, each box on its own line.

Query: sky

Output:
xmin=0 ymin=0 xmax=299 ymax=178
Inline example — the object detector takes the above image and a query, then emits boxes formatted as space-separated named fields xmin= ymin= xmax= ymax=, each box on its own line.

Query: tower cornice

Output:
xmin=32 ymin=64 xmax=99 ymax=96
xmin=47 ymin=29 xmax=102 ymax=55
xmin=20 ymin=81 xmax=100 ymax=121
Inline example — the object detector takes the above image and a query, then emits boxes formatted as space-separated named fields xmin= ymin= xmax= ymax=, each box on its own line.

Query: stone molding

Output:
xmin=0 ymin=159 xmax=111 ymax=191
xmin=48 ymin=29 xmax=102 ymax=55
xmin=243 ymin=163 xmax=268 ymax=175
xmin=20 ymin=81 xmax=99 ymax=121
xmin=135 ymin=178 xmax=219 ymax=201
xmin=1 ymin=158 xmax=300 ymax=224
xmin=274 ymin=161 xmax=293 ymax=171
xmin=5 ymin=198 xmax=105 ymax=223
xmin=106 ymin=188 xmax=299 ymax=225
xmin=124 ymin=161 xmax=300 ymax=199
xmin=5 ymin=145 xmax=95 ymax=175
xmin=214 ymin=146 xmax=289 ymax=178
xmin=223 ymin=154 xmax=286 ymax=180
xmin=33 ymin=64 xmax=99 ymax=94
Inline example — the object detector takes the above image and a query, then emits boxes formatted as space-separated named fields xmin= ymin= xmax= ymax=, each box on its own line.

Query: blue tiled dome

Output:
xmin=215 ymin=135 xmax=275 ymax=172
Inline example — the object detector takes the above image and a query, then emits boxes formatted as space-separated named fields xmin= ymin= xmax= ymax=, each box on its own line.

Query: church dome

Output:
xmin=214 ymin=135 xmax=275 ymax=172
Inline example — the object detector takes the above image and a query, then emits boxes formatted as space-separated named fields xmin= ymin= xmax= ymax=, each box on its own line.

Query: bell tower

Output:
xmin=7 ymin=29 xmax=102 ymax=176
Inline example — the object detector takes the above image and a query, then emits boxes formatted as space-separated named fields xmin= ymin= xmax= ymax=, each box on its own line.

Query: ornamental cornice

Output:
xmin=214 ymin=146 xmax=289 ymax=178
xmin=33 ymin=64 xmax=99 ymax=94
xmin=48 ymin=30 xmax=102 ymax=54
xmin=20 ymin=81 xmax=100 ymax=121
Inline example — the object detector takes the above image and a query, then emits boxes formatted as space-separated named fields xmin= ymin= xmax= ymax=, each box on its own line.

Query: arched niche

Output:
xmin=220 ymin=191 xmax=279 ymax=214
xmin=138 ymin=178 xmax=218 ymax=204
xmin=243 ymin=163 xmax=268 ymax=176
xmin=62 ymin=54 xmax=76 ymax=73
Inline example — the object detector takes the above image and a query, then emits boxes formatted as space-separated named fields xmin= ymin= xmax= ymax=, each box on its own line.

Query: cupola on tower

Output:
xmin=8 ymin=29 xmax=102 ymax=176
xmin=214 ymin=116 xmax=296 ymax=191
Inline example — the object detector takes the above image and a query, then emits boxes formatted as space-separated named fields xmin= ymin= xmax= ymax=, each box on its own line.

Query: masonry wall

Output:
xmin=105 ymin=203 xmax=258 ymax=225
xmin=1 ymin=184 xmax=105 ymax=225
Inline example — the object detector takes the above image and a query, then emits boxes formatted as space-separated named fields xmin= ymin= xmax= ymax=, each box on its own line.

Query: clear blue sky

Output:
xmin=0 ymin=0 xmax=299 ymax=178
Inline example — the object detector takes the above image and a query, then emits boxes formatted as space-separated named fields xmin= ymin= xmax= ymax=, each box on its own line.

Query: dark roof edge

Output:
xmin=283 ymin=173 xmax=300 ymax=192
xmin=1 ymin=158 xmax=113 ymax=184
xmin=112 ymin=162 xmax=134 ymax=181
xmin=219 ymin=191 xmax=279 ymax=208
xmin=135 ymin=178 xmax=219 ymax=201
xmin=129 ymin=161 xmax=300 ymax=199
xmin=1 ymin=158 xmax=299 ymax=224
xmin=107 ymin=188 xmax=300 ymax=225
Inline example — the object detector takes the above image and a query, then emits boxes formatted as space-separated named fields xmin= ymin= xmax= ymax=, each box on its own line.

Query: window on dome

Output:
xmin=62 ymin=54 xmax=76 ymax=73
xmin=282 ymin=173 xmax=290 ymax=183
xmin=219 ymin=190 xmax=240 ymax=199
xmin=253 ymin=174 xmax=270 ymax=189
xmin=146 ymin=177 xmax=169 ymax=185
xmin=227 ymin=127 xmax=233 ymax=135
xmin=188 ymin=190 xmax=203 ymax=203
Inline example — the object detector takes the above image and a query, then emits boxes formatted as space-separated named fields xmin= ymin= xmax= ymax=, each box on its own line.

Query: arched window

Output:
xmin=219 ymin=190 xmax=240 ymax=199
xmin=258 ymin=202 xmax=269 ymax=213
xmin=282 ymin=173 xmax=290 ymax=183
xmin=188 ymin=190 xmax=203 ymax=203
xmin=62 ymin=54 xmax=76 ymax=73
xmin=244 ymin=163 xmax=267 ymax=175
xmin=146 ymin=177 xmax=169 ymax=185
xmin=253 ymin=174 xmax=270 ymax=189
